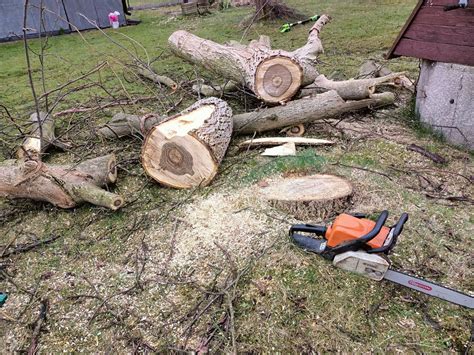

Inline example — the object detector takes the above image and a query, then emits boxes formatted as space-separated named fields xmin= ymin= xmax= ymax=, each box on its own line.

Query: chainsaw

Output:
xmin=279 ymin=15 xmax=320 ymax=33
xmin=289 ymin=211 xmax=473 ymax=309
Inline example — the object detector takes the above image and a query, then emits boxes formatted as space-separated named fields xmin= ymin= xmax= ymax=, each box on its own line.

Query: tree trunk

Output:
xmin=0 ymin=154 xmax=123 ymax=210
xmin=141 ymin=97 xmax=233 ymax=189
xmin=97 ymin=112 xmax=165 ymax=139
xmin=257 ymin=174 xmax=353 ymax=220
xmin=233 ymin=90 xmax=395 ymax=134
xmin=168 ymin=15 xmax=330 ymax=104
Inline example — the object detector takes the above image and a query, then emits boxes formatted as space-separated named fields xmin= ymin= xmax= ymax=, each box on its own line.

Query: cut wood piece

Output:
xmin=142 ymin=97 xmax=233 ymax=189
xmin=240 ymin=137 xmax=334 ymax=148
xmin=299 ymin=72 xmax=406 ymax=100
xmin=234 ymin=90 xmax=395 ymax=134
xmin=18 ymin=112 xmax=55 ymax=159
xmin=97 ymin=112 xmax=165 ymax=138
xmin=258 ymin=174 xmax=353 ymax=220
xmin=281 ymin=124 xmax=305 ymax=137
xmin=261 ymin=142 xmax=296 ymax=156
xmin=137 ymin=65 xmax=178 ymax=91
xmin=0 ymin=154 xmax=123 ymax=210
xmin=168 ymin=15 xmax=330 ymax=104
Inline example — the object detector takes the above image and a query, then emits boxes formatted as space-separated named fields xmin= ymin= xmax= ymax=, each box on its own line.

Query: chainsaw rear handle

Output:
xmin=289 ymin=224 xmax=327 ymax=236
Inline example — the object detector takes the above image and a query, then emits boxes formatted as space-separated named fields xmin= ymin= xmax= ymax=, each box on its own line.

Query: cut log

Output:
xmin=97 ymin=112 xmax=165 ymax=139
xmin=168 ymin=15 xmax=331 ymax=104
xmin=0 ymin=154 xmax=123 ymax=210
xmin=281 ymin=124 xmax=305 ymax=137
xmin=239 ymin=137 xmax=334 ymax=148
xmin=234 ymin=90 xmax=395 ymax=134
xmin=261 ymin=142 xmax=296 ymax=156
xmin=141 ymin=97 xmax=233 ymax=188
xmin=137 ymin=65 xmax=178 ymax=91
xmin=17 ymin=112 xmax=55 ymax=159
xmin=299 ymin=72 xmax=406 ymax=100
xmin=258 ymin=174 xmax=353 ymax=220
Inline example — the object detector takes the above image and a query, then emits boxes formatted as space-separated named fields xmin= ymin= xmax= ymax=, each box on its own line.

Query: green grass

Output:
xmin=1 ymin=1 xmax=473 ymax=353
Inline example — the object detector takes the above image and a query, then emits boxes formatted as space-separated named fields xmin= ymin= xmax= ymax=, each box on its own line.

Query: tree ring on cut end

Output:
xmin=255 ymin=56 xmax=303 ymax=104
xmin=160 ymin=142 xmax=194 ymax=176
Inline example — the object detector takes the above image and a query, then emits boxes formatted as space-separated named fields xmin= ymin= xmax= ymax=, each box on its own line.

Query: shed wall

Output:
xmin=416 ymin=60 xmax=473 ymax=149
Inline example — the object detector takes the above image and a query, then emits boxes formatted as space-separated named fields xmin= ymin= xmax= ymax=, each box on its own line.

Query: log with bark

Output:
xmin=233 ymin=90 xmax=395 ymax=134
xmin=1 ymin=112 xmax=124 ymax=210
xmin=168 ymin=15 xmax=331 ymax=104
xmin=99 ymin=90 xmax=395 ymax=137
xmin=257 ymin=174 xmax=353 ymax=220
xmin=137 ymin=64 xmax=178 ymax=91
xmin=141 ymin=97 xmax=233 ymax=188
xmin=298 ymin=72 xmax=406 ymax=100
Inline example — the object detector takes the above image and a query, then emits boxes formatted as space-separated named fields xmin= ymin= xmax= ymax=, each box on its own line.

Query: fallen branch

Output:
xmin=137 ymin=65 xmax=178 ymax=91
xmin=97 ymin=112 xmax=165 ymax=139
xmin=233 ymin=90 xmax=395 ymax=134
xmin=407 ymin=144 xmax=447 ymax=164
xmin=192 ymin=80 xmax=239 ymax=97
xmin=27 ymin=299 xmax=49 ymax=355
xmin=239 ymin=137 xmax=334 ymax=148
xmin=299 ymin=72 xmax=406 ymax=100
xmin=1 ymin=235 xmax=61 ymax=258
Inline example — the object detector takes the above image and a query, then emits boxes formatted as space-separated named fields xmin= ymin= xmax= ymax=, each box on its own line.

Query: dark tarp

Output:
xmin=0 ymin=0 xmax=126 ymax=42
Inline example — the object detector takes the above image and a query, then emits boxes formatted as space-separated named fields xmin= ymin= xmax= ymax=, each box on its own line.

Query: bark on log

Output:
xmin=141 ymin=97 xmax=233 ymax=189
xmin=257 ymin=174 xmax=353 ymax=220
xmin=168 ymin=15 xmax=330 ymax=104
xmin=299 ymin=72 xmax=406 ymax=100
xmin=0 ymin=154 xmax=123 ymax=210
xmin=233 ymin=90 xmax=395 ymax=134
xmin=239 ymin=137 xmax=334 ymax=148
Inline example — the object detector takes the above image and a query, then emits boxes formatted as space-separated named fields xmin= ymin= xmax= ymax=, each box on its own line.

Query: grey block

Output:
xmin=416 ymin=60 xmax=474 ymax=149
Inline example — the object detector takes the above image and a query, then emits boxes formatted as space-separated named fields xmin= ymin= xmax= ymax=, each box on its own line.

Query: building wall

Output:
xmin=416 ymin=60 xmax=473 ymax=149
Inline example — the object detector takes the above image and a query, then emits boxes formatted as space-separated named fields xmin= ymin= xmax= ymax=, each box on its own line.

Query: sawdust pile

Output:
xmin=148 ymin=187 xmax=290 ymax=283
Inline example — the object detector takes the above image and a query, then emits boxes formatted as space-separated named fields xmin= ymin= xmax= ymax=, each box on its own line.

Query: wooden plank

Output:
xmin=416 ymin=6 xmax=474 ymax=24
xmin=386 ymin=0 xmax=424 ymax=59
xmin=394 ymin=38 xmax=474 ymax=66
xmin=239 ymin=137 xmax=334 ymax=148
xmin=405 ymin=23 xmax=474 ymax=47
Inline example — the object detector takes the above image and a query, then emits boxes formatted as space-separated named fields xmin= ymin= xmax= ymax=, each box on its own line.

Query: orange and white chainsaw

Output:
xmin=289 ymin=211 xmax=473 ymax=309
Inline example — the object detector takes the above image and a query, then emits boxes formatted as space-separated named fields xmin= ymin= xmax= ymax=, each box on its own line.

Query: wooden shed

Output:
xmin=387 ymin=0 xmax=474 ymax=149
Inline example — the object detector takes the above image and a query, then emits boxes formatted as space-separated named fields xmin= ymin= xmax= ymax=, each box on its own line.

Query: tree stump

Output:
xmin=168 ymin=15 xmax=331 ymax=104
xmin=257 ymin=174 xmax=353 ymax=220
xmin=141 ymin=98 xmax=233 ymax=188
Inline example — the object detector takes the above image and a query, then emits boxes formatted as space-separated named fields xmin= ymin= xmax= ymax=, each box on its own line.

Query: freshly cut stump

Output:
xmin=142 ymin=98 xmax=233 ymax=189
xmin=258 ymin=174 xmax=353 ymax=220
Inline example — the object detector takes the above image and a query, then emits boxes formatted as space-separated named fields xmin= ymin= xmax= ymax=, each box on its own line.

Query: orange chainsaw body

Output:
xmin=325 ymin=214 xmax=390 ymax=249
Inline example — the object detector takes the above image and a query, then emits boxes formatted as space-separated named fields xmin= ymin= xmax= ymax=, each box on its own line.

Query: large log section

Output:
xmin=168 ymin=15 xmax=331 ymax=104
xmin=141 ymin=98 xmax=233 ymax=189
xmin=0 ymin=113 xmax=124 ymax=210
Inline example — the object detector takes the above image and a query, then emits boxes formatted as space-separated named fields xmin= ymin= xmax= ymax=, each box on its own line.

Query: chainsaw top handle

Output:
xmin=330 ymin=210 xmax=388 ymax=254
xmin=367 ymin=212 xmax=408 ymax=254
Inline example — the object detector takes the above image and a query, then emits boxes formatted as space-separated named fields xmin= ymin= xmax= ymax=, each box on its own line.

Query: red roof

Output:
xmin=386 ymin=0 xmax=474 ymax=66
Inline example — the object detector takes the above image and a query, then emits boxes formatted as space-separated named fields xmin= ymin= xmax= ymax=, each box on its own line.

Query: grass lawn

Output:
xmin=0 ymin=0 xmax=473 ymax=352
